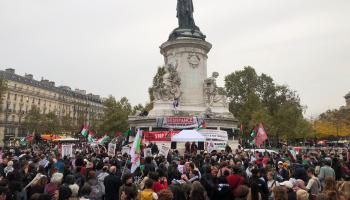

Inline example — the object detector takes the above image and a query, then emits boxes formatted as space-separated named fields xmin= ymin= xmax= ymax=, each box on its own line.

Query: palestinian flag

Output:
xmin=250 ymin=127 xmax=257 ymax=145
xmin=197 ymin=121 xmax=207 ymax=130
xmin=81 ymin=123 xmax=89 ymax=137
xmin=88 ymin=130 xmax=96 ymax=143
xmin=96 ymin=135 xmax=109 ymax=145
xmin=124 ymin=130 xmax=134 ymax=137
xmin=20 ymin=138 xmax=28 ymax=146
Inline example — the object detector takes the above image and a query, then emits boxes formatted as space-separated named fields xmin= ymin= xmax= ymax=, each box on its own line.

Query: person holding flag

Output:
xmin=130 ymin=129 xmax=142 ymax=173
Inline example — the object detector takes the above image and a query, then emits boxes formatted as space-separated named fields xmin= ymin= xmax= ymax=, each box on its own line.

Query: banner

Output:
xmin=206 ymin=141 xmax=227 ymax=152
xmin=108 ymin=143 xmax=116 ymax=157
xmin=156 ymin=117 xmax=203 ymax=129
xmin=144 ymin=148 xmax=152 ymax=158
xmin=144 ymin=131 xmax=180 ymax=142
xmin=159 ymin=145 xmax=170 ymax=157
xmin=62 ymin=145 xmax=73 ymax=158
xmin=198 ymin=129 xmax=228 ymax=141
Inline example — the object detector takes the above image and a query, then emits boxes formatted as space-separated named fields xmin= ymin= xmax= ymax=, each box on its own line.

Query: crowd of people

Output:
xmin=0 ymin=142 xmax=350 ymax=200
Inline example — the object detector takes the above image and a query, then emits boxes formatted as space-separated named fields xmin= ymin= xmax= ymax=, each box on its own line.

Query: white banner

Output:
xmin=198 ymin=129 xmax=228 ymax=141
xmin=62 ymin=145 xmax=73 ymax=158
xmin=144 ymin=148 xmax=152 ymax=158
xmin=159 ymin=145 xmax=170 ymax=157
xmin=108 ymin=143 xmax=116 ymax=157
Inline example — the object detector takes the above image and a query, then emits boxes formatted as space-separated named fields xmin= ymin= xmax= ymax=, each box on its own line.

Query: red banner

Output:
xmin=166 ymin=117 xmax=194 ymax=125
xmin=143 ymin=131 xmax=180 ymax=142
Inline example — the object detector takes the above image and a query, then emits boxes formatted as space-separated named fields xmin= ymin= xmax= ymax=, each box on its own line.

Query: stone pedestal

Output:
xmin=149 ymin=38 xmax=213 ymax=117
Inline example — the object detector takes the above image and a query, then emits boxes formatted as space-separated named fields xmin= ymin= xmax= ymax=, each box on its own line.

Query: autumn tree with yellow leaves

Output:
xmin=315 ymin=109 xmax=350 ymax=138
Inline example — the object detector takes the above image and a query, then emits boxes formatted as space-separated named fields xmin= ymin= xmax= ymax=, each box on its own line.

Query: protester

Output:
xmin=1 ymin=139 xmax=350 ymax=200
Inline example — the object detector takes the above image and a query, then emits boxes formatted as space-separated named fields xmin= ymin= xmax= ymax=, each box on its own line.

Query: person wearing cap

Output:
xmin=280 ymin=181 xmax=296 ymax=200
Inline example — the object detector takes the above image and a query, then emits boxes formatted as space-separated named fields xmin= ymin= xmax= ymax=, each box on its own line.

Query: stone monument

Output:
xmin=129 ymin=0 xmax=237 ymax=135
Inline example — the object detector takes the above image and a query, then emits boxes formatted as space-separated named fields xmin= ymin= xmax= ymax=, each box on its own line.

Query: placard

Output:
xmin=108 ymin=143 xmax=116 ymax=157
xmin=90 ymin=144 xmax=100 ymax=154
xmin=122 ymin=146 xmax=130 ymax=155
xmin=159 ymin=145 xmax=170 ymax=157
xmin=62 ymin=145 xmax=73 ymax=158
xmin=144 ymin=148 xmax=152 ymax=158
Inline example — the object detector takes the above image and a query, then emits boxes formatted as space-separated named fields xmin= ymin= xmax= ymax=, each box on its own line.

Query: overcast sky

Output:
xmin=1 ymin=0 xmax=349 ymax=118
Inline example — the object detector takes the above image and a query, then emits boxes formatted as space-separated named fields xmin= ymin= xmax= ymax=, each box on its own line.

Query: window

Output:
xmin=7 ymin=93 xmax=10 ymax=100
xmin=13 ymin=104 xmax=16 ymax=112
xmin=32 ymin=98 xmax=35 ymax=104
xmin=38 ymin=99 xmax=41 ymax=105
xmin=14 ymin=94 xmax=17 ymax=101
xmin=12 ymin=115 xmax=15 ymax=122
xmin=20 ymin=95 xmax=23 ymax=102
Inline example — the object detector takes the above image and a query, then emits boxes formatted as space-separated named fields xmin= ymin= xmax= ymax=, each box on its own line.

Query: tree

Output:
xmin=225 ymin=66 xmax=312 ymax=145
xmin=99 ymin=96 xmax=133 ymax=135
xmin=315 ymin=109 xmax=350 ymax=138
xmin=42 ymin=112 xmax=60 ymax=134
xmin=22 ymin=105 xmax=43 ymax=133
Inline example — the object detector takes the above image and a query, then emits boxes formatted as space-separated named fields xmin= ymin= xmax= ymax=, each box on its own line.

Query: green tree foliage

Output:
xmin=23 ymin=105 xmax=42 ymax=133
xmin=23 ymin=106 xmax=78 ymax=135
xmin=99 ymin=96 xmax=133 ymax=135
xmin=225 ymin=66 xmax=311 ymax=141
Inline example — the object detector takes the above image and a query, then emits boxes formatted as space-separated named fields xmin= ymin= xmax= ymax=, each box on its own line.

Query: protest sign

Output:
xmin=144 ymin=148 xmax=152 ymax=158
xmin=159 ymin=145 xmax=170 ymax=157
xmin=108 ymin=143 xmax=116 ymax=157
xmin=122 ymin=146 xmax=130 ymax=155
xmin=62 ymin=145 xmax=73 ymax=158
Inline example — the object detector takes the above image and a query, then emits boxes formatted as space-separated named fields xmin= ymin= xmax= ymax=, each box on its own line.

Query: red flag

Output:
xmin=255 ymin=123 xmax=268 ymax=147
xmin=202 ymin=121 xmax=207 ymax=129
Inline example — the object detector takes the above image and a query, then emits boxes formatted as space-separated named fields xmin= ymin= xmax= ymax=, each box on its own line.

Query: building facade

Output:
xmin=0 ymin=68 xmax=104 ymax=145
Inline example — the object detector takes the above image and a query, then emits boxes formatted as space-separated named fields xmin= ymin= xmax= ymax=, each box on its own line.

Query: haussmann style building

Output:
xmin=0 ymin=68 xmax=104 ymax=146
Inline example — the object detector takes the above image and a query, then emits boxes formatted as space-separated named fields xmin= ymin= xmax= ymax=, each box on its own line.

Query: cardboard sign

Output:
xmin=207 ymin=141 xmax=215 ymax=153
xmin=62 ymin=145 xmax=73 ymax=158
xmin=108 ymin=143 xmax=116 ymax=157
xmin=159 ymin=145 xmax=170 ymax=157
xmin=144 ymin=148 xmax=152 ymax=158
xmin=122 ymin=146 xmax=130 ymax=155
xmin=90 ymin=144 xmax=100 ymax=154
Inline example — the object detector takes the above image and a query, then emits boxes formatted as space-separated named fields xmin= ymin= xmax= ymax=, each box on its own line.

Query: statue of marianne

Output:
xmin=176 ymin=0 xmax=198 ymax=30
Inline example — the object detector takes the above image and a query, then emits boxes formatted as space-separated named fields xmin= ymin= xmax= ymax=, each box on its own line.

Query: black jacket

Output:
xmin=104 ymin=174 xmax=122 ymax=200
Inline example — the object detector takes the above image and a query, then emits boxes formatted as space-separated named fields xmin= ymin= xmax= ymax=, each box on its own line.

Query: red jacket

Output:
xmin=153 ymin=180 xmax=168 ymax=193
xmin=226 ymin=174 xmax=244 ymax=196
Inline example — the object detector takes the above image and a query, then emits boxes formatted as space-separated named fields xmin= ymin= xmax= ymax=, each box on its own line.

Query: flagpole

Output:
xmin=120 ymin=155 xmax=130 ymax=180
